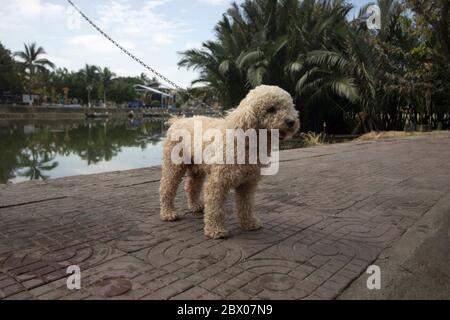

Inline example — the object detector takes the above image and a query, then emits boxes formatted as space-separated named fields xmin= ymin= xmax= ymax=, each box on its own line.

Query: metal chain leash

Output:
xmin=66 ymin=0 xmax=210 ymax=108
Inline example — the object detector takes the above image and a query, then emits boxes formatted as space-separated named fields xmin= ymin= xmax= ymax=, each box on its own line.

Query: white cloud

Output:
xmin=96 ymin=0 xmax=187 ymax=46
xmin=0 ymin=0 xmax=64 ymax=19
xmin=184 ymin=41 xmax=202 ymax=50
xmin=42 ymin=54 xmax=73 ymax=69
xmin=0 ymin=0 xmax=65 ymax=33
xmin=13 ymin=0 xmax=65 ymax=18
xmin=66 ymin=34 xmax=136 ymax=55
xmin=0 ymin=0 xmax=229 ymax=88
xmin=197 ymin=0 xmax=230 ymax=6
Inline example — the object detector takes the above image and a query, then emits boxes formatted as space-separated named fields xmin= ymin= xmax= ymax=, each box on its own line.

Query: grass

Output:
xmin=300 ymin=132 xmax=326 ymax=147
xmin=281 ymin=132 xmax=326 ymax=150
xmin=281 ymin=130 xmax=449 ymax=151
xmin=357 ymin=130 xmax=448 ymax=141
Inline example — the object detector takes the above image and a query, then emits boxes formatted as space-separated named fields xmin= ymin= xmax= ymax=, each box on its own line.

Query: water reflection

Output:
xmin=0 ymin=118 xmax=166 ymax=184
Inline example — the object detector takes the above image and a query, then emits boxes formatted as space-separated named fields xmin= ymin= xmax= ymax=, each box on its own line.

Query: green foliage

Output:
xmin=1 ymin=42 xmax=147 ymax=105
xmin=406 ymin=0 xmax=450 ymax=62
xmin=150 ymin=100 xmax=161 ymax=108
xmin=2 ymin=0 xmax=449 ymax=132
xmin=0 ymin=42 xmax=22 ymax=96
xmin=14 ymin=42 xmax=55 ymax=97
xmin=179 ymin=0 xmax=450 ymax=133
xmin=106 ymin=79 xmax=138 ymax=103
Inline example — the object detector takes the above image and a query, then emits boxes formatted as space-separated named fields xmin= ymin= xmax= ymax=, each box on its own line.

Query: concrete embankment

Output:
xmin=0 ymin=105 xmax=170 ymax=120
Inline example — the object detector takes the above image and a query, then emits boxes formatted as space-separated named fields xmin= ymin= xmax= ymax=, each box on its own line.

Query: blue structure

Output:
xmin=127 ymin=100 xmax=144 ymax=109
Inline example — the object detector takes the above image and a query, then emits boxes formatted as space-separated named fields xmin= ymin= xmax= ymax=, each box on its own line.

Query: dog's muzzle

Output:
xmin=279 ymin=118 xmax=300 ymax=140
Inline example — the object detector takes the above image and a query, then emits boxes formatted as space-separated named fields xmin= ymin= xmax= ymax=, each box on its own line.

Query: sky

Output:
xmin=0 ymin=0 xmax=369 ymax=88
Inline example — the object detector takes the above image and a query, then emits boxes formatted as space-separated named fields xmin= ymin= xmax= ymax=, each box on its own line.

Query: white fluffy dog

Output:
xmin=159 ymin=85 xmax=300 ymax=239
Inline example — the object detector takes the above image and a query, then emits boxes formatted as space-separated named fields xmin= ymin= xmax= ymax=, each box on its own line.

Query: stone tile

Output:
xmin=2 ymin=134 xmax=450 ymax=299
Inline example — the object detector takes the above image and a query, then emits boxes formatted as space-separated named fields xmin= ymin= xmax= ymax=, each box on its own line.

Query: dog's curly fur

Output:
xmin=159 ymin=85 xmax=300 ymax=239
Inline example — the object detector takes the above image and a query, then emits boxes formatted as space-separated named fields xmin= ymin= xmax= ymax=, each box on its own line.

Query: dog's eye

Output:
xmin=267 ymin=106 xmax=276 ymax=113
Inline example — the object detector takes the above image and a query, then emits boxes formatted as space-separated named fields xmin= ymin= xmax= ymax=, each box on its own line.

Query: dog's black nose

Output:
xmin=286 ymin=119 xmax=296 ymax=128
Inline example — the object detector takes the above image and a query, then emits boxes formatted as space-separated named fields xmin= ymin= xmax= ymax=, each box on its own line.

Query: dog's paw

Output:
xmin=204 ymin=228 xmax=229 ymax=239
xmin=191 ymin=205 xmax=205 ymax=216
xmin=189 ymin=204 xmax=205 ymax=215
xmin=160 ymin=209 xmax=178 ymax=222
xmin=240 ymin=218 xmax=262 ymax=231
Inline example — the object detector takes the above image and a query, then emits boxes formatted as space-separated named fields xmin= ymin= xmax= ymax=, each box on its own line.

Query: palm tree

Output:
xmin=179 ymin=0 xmax=360 ymax=129
xmin=139 ymin=73 xmax=151 ymax=85
xmin=179 ymin=0 xmax=449 ymax=132
xmin=99 ymin=67 xmax=115 ymax=107
xmin=80 ymin=64 xmax=100 ymax=86
xmin=18 ymin=149 xmax=59 ymax=181
xmin=14 ymin=42 xmax=55 ymax=105
xmin=178 ymin=8 xmax=250 ymax=108
xmin=80 ymin=64 xmax=100 ymax=107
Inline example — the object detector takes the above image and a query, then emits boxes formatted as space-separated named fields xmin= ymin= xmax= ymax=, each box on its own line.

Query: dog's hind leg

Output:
xmin=160 ymin=162 xmax=186 ymax=221
xmin=203 ymin=175 xmax=230 ymax=239
xmin=234 ymin=182 xmax=262 ymax=231
xmin=185 ymin=169 xmax=205 ymax=215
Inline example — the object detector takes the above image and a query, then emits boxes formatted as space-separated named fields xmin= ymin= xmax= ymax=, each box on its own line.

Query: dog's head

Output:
xmin=231 ymin=85 xmax=300 ymax=140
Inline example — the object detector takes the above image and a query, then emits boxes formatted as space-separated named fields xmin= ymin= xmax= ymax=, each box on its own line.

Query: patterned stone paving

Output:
xmin=1 ymin=132 xmax=450 ymax=300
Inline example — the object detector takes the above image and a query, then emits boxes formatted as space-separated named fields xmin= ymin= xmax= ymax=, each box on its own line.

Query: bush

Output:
xmin=300 ymin=132 xmax=326 ymax=147
xmin=150 ymin=100 xmax=161 ymax=108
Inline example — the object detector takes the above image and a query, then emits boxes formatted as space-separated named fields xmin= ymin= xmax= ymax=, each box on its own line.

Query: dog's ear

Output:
xmin=226 ymin=104 xmax=258 ymax=130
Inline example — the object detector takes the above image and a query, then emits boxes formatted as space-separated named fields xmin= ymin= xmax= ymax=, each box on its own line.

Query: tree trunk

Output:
xmin=29 ymin=66 xmax=34 ymax=106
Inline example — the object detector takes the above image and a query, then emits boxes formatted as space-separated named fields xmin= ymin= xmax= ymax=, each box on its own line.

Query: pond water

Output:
xmin=0 ymin=119 xmax=166 ymax=184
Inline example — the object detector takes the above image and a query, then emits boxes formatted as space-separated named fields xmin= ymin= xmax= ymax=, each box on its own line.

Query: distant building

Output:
xmin=134 ymin=84 xmax=177 ymax=108
xmin=22 ymin=94 xmax=40 ymax=105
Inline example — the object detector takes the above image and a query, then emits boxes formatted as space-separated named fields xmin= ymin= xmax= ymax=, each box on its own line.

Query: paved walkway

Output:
xmin=1 ymin=133 xmax=449 ymax=300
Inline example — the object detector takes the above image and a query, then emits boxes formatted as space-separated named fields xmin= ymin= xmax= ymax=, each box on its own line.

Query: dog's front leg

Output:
xmin=235 ymin=182 xmax=262 ymax=231
xmin=203 ymin=176 xmax=229 ymax=239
